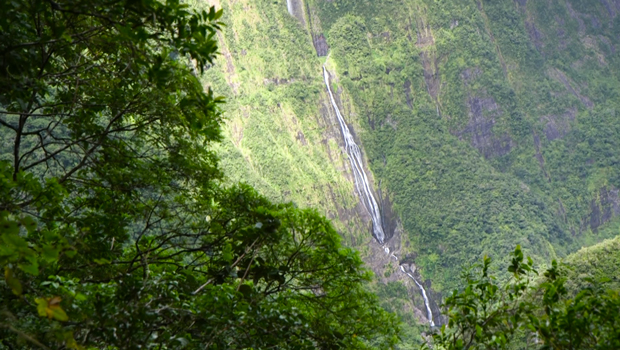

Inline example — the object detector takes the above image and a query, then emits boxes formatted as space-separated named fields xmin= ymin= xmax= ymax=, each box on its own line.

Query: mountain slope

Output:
xmin=194 ymin=0 xmax=620 ymax=336
xmin=562 ymin=235 xmax=620 ymax=293
xmin=306 ymin=0 xmax=620 ymax=291
xmin=198 ymin=0 xmax=369 ymax=247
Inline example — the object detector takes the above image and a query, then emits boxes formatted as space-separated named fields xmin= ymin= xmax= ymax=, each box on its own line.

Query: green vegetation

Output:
xmin=373 ymin=281 xmax=425 ymax=349
xmin=198 ymin=0 xmax=427 ymax=341
xmin=429 ymin=246 xmax=620 ymax=349
xmin=196 ymin=0 xmax=620 ymax=346
xmin=198 ymin=0 xmax=370 ymax=247
xmin=0 ymin=0 xmax=399 ymax=348
xmin=561 ymin=235 xmax=620 ymax=293
xmin=305 ymin=0 xmax=620 ymax=292
xmin=2 ymin=0 xmax=620 ymax=348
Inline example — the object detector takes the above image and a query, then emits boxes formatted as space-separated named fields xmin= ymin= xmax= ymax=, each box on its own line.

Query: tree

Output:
xmin=0 ymin=0 xmax=399 ymax=348
xmin=428 ymin=246 xmax=620 ymax=350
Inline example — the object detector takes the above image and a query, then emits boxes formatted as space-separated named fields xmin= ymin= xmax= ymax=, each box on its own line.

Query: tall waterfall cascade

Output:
xmin=322 ymin=67 xmax=385 ymax=244
xmin=323 ymin=66 xmax=436 ymax=327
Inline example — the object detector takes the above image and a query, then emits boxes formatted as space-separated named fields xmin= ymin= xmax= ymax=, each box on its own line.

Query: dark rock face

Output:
xmin=543 ymin=108 xmax=577 ymax=141
xmin=599 ymin=0 xmax=620 ymax=18
xmin=419 ymin=51 xmax=439 ymax=100
xmin=461 ymin=67 xmax=481 ymax=85
xmin=400 ymin=263 xmax=444 ymax=326
xmin=312 ymin=33 xmax=329 ymax=57
xmin=425 ymin=281 xmax=447 ymax=326
xmin=599 ymin=35 xmax=616 ymax=54
xmin=414 ymin=16 xmax=439 ymax=106
xmin=378 ymin=191 xmax=398 ymax=242
xmin=296 ymin=131 xmax=307 ymax=146
xmin=514 ymin=0 xmax=527 ymax=7
xmin=414 ymin=17 xmax=434 ymax=47
xmin=566 ymin=2 xmax=586 ymax=35
xmin=403 ymin=79 xmax=413 ymax=109
xmin=589 ymin=186 xmax=620 ymax=232
xmin=456 ymin=96 xmax=513 ymax=159
xmin=533 ymin=131 xmax=550 ymax=179
xmin=526 ymin=20 xmax=544 ymax=52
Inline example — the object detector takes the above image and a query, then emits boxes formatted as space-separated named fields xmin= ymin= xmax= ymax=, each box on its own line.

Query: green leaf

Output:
xmin=42 ymin=245 xmax=60 ymax=263
xmin=19 ymin=256 xmax=39 ymax=276
xmin=19 ymin=215 xmax=37 ymax=233
xmin=93 ymin=258 xmax=110 ymax=265
xmin=0 ymin=219 xmax=20 ymax=235
xmin=4 ymin=267 xmax=23 ymax=295
xmin=2 ymin=233 xmax=28 ymax=251
xmin=51 ymin=306 xmax=69 ymax=321
xmin=35 ymin=298 xmax=48 ymax=317
xmin=222 ymin=243 xmax=233 ymax=263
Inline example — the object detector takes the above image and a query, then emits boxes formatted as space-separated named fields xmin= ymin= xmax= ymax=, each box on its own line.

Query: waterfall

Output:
xmin=396 ymin=264 xmax=434 ymax=326
xmin=323 ymin=66 xmax=436 ymax=326
xmin=406 ymin=272 xmax=435 ymax=327
xmin=323 ymin=67 xmax=385 ymax=244
xmin=286 ymin=0 xmax=294 ymax=15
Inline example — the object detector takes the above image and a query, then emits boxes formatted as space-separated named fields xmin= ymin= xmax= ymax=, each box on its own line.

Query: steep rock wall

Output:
xmin=308 ymin=0 xmax=620 ymax=294
xmin=200 ymin=0 xmax=435 ymax=335
xmin=198 ymin=0 xmax=620 ymax=339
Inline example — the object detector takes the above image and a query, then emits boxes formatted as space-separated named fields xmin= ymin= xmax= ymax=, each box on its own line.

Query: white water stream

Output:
xmin=407 ymin=272 xmax=435 ymax=327
xmin=323 ymin=67 xmax=385 ymax=244
xmin=323 ymin=66 xmax=435 ymax=326
xmin=286 ymin=0 xmax=294 ymax=15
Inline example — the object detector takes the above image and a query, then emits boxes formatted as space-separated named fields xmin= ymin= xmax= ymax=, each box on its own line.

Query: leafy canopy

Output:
xmin=429 ymin=246 xmax=620 ymax=350
xmin=0 ymin=0 xmax=399 ymax=348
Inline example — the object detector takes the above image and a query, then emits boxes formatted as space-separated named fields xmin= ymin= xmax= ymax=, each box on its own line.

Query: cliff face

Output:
xmin=197 ymin=0 xmax=433 ymax=337
xmin=200 ymin=0 xmax=373 ymax=249
xmin=305 ymin=0 xmax=620 ymax=288
xmin=196 ymin=0 xmax=620 ymax=339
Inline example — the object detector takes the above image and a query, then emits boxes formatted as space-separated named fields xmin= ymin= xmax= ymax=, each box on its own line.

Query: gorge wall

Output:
xmin=199 ymin=0 xmax=620 ymax=343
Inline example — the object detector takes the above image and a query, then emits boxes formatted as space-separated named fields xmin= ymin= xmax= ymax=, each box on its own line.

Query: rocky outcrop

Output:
xmin=457 ymin=68 xmax=513 ymax=158
xmin=514 ymin=0 xmax=527 ymax=8
xmin=409 ymin=12 xmax=440 ymax=115
xmin=365 ymin=225 xmax=443 ymax=327
xmin=400 ymin=262 xmax=443 ymax=326
xmin=542 ymin=108 xmax=577 ymax=141
xmin=533 ymin=131 xmax=550 ymax=180
xmin=599 ymin=0 xmax=620 ymax=18
xmin=455 ymin=95 xmax=513 ymax=159
xmin=312 ymin=34 xmax=329 ymax=57
xmin=566 ymin=2 xmax=587 ymax=35
xmin=589 ymin=186 xmax=620 ymax=232
xmin=526 ymin=20 xmax=545 ymax=53
xmin=403 ymin=79 xmax=413 ymax=109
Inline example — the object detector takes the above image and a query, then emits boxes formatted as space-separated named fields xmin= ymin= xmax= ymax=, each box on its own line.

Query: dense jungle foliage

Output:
xmin=0 ymin=0 xmax=400 ymax=348
xmin=309 ymin=0 xmax=620 ymax=292
xmin=3 ymin=0 xmax=620 ymax=348
xmin=195 ymin=0 xmax=620 ymax=347
xmin=430 ymin=246 xmax=620 ymax=350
